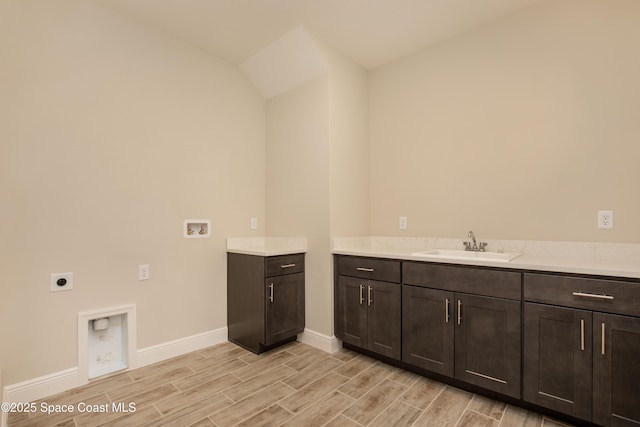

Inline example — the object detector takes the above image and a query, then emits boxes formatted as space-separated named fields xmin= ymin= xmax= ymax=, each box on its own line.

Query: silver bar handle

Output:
xmin=580 ymin=319 xmax=585 ymax=351
xmin=359 ymin=284 xmax=364 ymax=305
xmin=269 ymin=283 xmax=274 ymax=303
xmin=573 ymin=291 xmax=614 ymax=300
xmin=357 ymin=267 xmax=374 ymax=272
xmin=445 ymin=298 xmax=450 ymax=324
xmin=601 ymin=323 xmax=606 ymax=355
xmin=368 ymin=286 xmax=372 ymax=306
xmin=457 ymin=300 xmax=462 ymax=325
xmin=280 ymin=263 xmax=296 ymax=269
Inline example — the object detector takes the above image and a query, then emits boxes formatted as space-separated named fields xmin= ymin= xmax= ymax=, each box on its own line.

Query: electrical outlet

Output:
xmin=138 ymin=264 xmax=150 ymax=281
xmin=250 ymin=218 xmax=258 ymax=230
xmin=598 ymin=210 xmax=614 ymax=229
xmin=50 ymin=272 xmax=73 ymax=292
xmin=399 ymin=216 xmax=407 ymax=230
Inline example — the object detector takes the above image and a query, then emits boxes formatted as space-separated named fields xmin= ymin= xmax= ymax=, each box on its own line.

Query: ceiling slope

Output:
xmin=99 ymin=0 xmax=544 ymax=69
xmin=240 ymin=26 xmax=327 ymax=99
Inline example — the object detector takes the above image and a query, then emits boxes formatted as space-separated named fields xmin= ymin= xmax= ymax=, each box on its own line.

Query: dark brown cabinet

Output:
xmin=523 ymin=303 xmax=593 ymax=420
xmin=454 ymin=293 xmax=521 ymax=398
xmin=524 ymin=273 xmax=640 ymax=426
xmin=593 ymin=313 xmax=640 ymax=426
xmin=228 ymin=252 xmax=304 ymax=354
xmin=334 ymin=254 xmax=639 ymax=427
xmin=335 ymin=256 xmax=401 ymax=360
xmin=402 ymin=262 xmax=522 ymax=398
xmin=402 ymin=286 xmax=454 ymax=376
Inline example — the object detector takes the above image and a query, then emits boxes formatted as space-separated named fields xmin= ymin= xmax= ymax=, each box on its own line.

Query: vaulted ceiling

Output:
xmin=100 ymin=0 xmax=544 ymax=70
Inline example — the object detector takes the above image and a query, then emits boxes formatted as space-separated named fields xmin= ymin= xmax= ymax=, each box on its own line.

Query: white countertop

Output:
xmin=227 ymin=236 xmax=307 ymax=256
xmin=332 ymin=236 xmax=640 ymax=279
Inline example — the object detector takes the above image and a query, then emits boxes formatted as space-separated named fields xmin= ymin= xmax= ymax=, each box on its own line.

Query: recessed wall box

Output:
xmin=184 ymin=219 xmax=211 ymax=239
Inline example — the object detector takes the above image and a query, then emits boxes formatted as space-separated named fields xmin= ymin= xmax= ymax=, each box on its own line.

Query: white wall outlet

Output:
xmin=138 ymin=264 xmax=149 ymax=281
xmin=399 ymin=216 xmax=408 ymax=230
xmin=50 ymin=272 xmax=73 ymax=292
xmin=250 ymin=217 xmax=258 ymax=230
xmin=598 ymin=210 xmax=614 ymax=229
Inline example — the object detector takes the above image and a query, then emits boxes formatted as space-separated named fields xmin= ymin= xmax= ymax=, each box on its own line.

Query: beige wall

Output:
xmin=265 ymin=43 xmax=368 ymax=337
xmin=369 ymin=0 xmax=640 ymax=243
xmin=0 ymin=0 xmax=265 ymax=385
xmin=266 ymin=76 xmax=332 ymax=336
xmin=321 ymin=44 xmax=370 ymax=238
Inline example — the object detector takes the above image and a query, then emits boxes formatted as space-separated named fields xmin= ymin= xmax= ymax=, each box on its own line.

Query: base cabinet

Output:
xmin=264 ymin=272 xmax=305 ymax=346
xmin=523 ymin=303 xmax=593 ymax=420
xmin=402 ymin=284 xmax=521 ymax=398
xmin=593 ymin=313 xmax=640 ymax=427
xmin=335 ymin=256 xmax=640 ymax=427
xmin=402 ymin=286 xmax=454 ymax=376
xmin=335 ymin=256 xmax=402 ymax=360
xmin=454 ymin=293 xmax=521 ymax=398
xmin=524 ymin=273 xmax=640 ymax=426
xmin=228 ymin=252 xmax=304 ymax=354
xmin=336 ymin=276 xmax=401 ymax=359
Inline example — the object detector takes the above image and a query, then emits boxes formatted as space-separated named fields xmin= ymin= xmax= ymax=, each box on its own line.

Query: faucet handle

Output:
xmin=478 ymin=242 xmax=488 ymax=251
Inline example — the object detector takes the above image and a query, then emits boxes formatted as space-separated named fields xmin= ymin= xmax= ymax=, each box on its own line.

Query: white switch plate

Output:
xmin=399 ymin=216 xmax=407 ymax=230
xmin=50 ymin=272 xmax=73 ymax=292
xmin=138 ymin=264 xmax=149 ymax=281
xmin=250 ymin=218 xmax=258 ymax=230
xmin=598 ymin=210 xmax=614 ymax=229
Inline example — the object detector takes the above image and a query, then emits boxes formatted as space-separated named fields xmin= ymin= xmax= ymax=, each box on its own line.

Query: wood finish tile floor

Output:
xmin=7 ymin=341 xmax=575 ymax=427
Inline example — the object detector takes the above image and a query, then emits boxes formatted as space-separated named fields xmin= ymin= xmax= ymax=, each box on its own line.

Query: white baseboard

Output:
xmin=2 ymin=325 xmax=336 ymax=417
xmin=136 ymin=327 xmax=228 ymax=368
xmin=2 ymin=327 xmax=228 ymax=409
xmin=2 ymin=367 xmax=79 ymax=407
xmin=298 ymin=329 xmax=342 ymax=353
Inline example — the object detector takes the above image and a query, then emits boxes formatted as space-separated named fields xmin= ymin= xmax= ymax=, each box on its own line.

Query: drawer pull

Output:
xmin=356 ymin=267 xmax=374 ymax=272
xmin=580 ymin=319 xmax=585 ymax=351
xmin=368 ymin=286 xmax=373 ymax=306
xmin=466 ymin=370 xmax=507 ymax=385
xmin=457 ymin=300 xmax=462 ymax=325
xmin=280 ymin=263 xmax=296 ymax=269
xmin=445 ymin=298 xmax=450 ymax=324
xmin=601 ymin=323 xmax=606 ymax=355
xmin=572 ymin=292 xmax=614 ymax=300
xmin=269 ymin=283 xmax=274 ymax=303
xmin=359 ymin=284 xmax=364 ymax=305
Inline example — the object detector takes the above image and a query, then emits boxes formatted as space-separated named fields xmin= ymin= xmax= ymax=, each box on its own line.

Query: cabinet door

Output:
xmin=402 ymin=285 xmax=454 ymax=376
xmin=367 ymin=280 xmax=401 ymax=360
xmin=593 ymin=313 xmax=640 ymax=427
xmin=264 ymin=272 xmax=304 ymax=346
xmin=336 ymin=276 xmax=368 ymax=348
xmin=523 ymin=303 xmax=592 ymax=420
xmin=455 ymin=293 xmax=521 ymax=398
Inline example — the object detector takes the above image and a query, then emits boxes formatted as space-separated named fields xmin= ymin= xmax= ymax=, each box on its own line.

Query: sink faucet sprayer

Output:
xmin=464 ymin=231 xmax=487 ymax=252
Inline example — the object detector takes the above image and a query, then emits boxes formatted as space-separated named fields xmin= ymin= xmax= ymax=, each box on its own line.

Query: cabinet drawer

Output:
xmin=266 ymin=254 xmax=305 ymax=277
xmin=524 ymin=273 xmax=640 ymax=317
xmin=403 ymin=262 xmax=521 ymax=300
xmin=337 ymin=256 xmax=401 ymax=283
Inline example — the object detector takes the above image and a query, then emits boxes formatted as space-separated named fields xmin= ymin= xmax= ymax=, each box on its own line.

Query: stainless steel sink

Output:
xmin=411 ymin=249 xmax=521 ymax=263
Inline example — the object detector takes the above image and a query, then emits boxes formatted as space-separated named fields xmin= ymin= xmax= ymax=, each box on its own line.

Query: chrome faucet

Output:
xmin=464 ymin=230 xmax=487 ymax=252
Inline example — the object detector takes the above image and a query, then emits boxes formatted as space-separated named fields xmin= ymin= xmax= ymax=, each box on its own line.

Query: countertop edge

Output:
xmin=332 ymin=249 xmax=640 ymax=280
xmin=226 ymin=236 xmax=307 ymax=257
xmin=227 ymin=248 xmax=306 ymax=256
